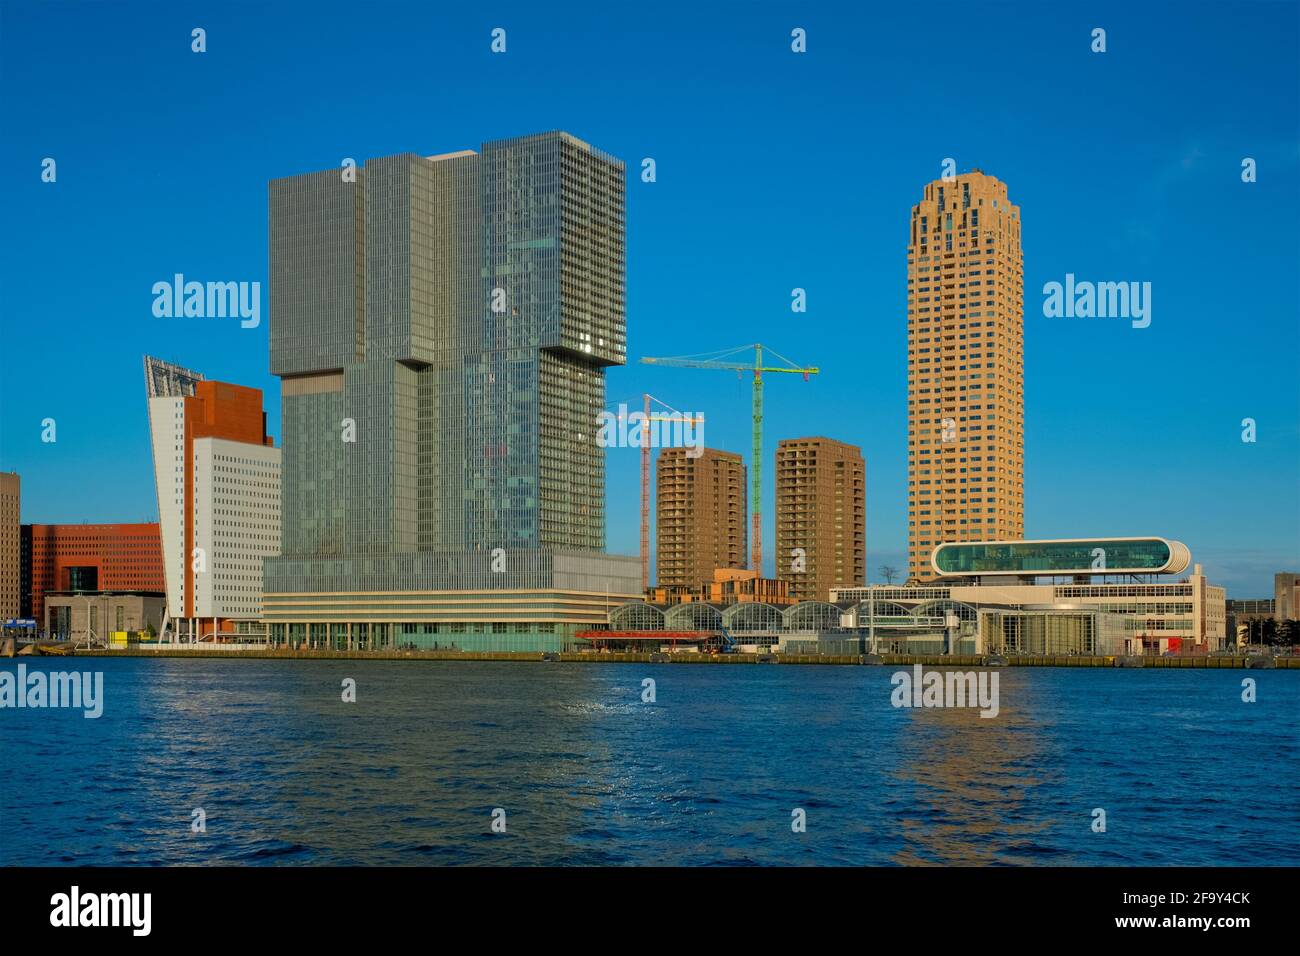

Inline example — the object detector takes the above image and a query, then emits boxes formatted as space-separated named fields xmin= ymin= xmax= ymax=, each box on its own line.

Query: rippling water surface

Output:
xmin=1 ymin=659 xmax=1296 ymax=865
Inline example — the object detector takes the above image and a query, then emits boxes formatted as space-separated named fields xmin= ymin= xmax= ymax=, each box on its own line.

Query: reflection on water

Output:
xmin=891 ymin=669 xmax=1057 ymax=865
xmin=1 ymin=660 xmax=1296 ymax=866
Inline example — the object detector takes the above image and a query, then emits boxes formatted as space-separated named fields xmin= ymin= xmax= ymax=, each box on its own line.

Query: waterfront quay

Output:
xmin=62 ymin=648 xmax=1300 ymax=668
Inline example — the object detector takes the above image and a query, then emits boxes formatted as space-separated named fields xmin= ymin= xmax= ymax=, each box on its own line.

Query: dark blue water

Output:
xmin=1 ymin=659 xmax=1296 ymax=865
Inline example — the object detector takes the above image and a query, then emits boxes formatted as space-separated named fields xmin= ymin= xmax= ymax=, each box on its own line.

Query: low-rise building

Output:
xmin=645 ymin=568 xmax=792 ymax=607
xmin=1275 ymin=573 xmax=1300 ymax=622
xmin=603 ymin=536 xmax=1229 ymax=656
xmin=44 ymin=590 xmax=166 ymax=644
xmin=1227 ymin=598 xmax=1275 ymax=646
xmin=21 ymin=523 xmax=165 ymax=629
xmin=833 ymin=537 xmax=1227 ymax=654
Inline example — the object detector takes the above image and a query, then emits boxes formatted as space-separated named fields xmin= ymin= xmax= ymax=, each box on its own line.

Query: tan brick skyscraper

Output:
xmin=775 ymin=437 xmax=866 ymax=601
xmin=0 ymin=472 xmax=18 ymax=620
xmin=655 ymin=448 xmax=746 ymax=587
xmin=907 ymin=171 xmax=1024 ymax=581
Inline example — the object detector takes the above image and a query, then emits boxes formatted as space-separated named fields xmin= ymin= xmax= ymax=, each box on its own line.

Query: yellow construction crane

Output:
xmin=640 ymin=343 xmax=819 ymax=573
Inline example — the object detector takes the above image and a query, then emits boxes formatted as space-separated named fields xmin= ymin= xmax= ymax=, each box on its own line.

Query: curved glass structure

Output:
xmin=664 ymin=603 xmax=724 ymax=631
xmin=783 ymin=601 xmax=844 ymax=632
xmin=610 ymin=602 xmax=664 ymax=631
xmin=912 ymin=599 xmax=979 ymax=622
xmin=723 ymin=602 xmax=785 ymax=632
xmin=932 ymin=538 xmax=1189 ymax=576
xmin=852 ymin=600 xmax=913 ymax=619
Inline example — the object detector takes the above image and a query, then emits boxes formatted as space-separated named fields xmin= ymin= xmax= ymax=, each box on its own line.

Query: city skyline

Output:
xmin=1 ymin=3 xmax=1297 ymax=598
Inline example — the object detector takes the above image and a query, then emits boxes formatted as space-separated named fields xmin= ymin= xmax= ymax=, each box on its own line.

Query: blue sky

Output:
xmin=1 ymin=1 xmax=1297 ymax=596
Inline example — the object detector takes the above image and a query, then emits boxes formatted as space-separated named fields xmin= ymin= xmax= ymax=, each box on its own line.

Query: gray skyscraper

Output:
xmin=263 ymin=132 xmax=638 ymax=651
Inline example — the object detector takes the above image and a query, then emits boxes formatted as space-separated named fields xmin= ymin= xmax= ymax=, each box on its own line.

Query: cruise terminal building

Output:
xmin=832 ymin=537 xmax=1226 ymax=656
xmin=597 ymin=537 xmax=1226 ymax=656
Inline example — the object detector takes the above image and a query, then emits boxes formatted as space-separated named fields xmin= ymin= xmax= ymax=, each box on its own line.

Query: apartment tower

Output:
xmin=775 ymin=437 xmax=866 ymax=601
xmin=907 ymin=170 xmax=1024 ymax=582
xmin=0 ymin=472 xmax=19 ymax=620
xmin=655 ymin=447 xmax=746 ymax=588
xmin=263 ymin=132 xmax=639 ymax=651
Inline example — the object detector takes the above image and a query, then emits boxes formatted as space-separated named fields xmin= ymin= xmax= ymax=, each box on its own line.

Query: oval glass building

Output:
xmin=931 ymin=537 xmax=1191 ymax=578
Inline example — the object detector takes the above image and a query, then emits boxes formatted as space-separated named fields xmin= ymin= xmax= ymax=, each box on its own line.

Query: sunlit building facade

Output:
xmin=655 ymin=447 xmax=746 ymax=588
xmin=907 ymin=171 xmax=1024 ymax=582
xmin=0 ymin=472 xmax=18 ymax=621
xmin=835 ymin=537 xmax=1227 ymax=653
xmin=775 ymin=437 xmax=866 ymax=601
xmin=21 ymin=523 xmax=164 ymax=629
xmin=145 ymin=356 xmax=280 ymax=639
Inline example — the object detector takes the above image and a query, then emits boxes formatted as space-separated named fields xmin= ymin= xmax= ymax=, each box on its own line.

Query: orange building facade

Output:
xmin=21 ymin=523 xmax=165 ymax=623
xmin=181 ymin=381 xmax=275 ymax=624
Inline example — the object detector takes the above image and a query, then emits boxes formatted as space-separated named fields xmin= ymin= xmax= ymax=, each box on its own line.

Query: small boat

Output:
xmin=36 ymin=643 xmax=75 ymax=657
xmin=540 ymin=652 xmax=561 ymax=663
xmin=1245 ymin=654 xmax=1275 ymax=670
xmin=984 ymin=654 xmax=1008 ymax=667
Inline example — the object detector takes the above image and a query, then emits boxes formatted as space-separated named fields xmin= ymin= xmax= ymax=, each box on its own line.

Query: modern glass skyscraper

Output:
xmin=907 ymin=171 xmax=1025 ymax=582
xmin=263 ymin=132 xmax=638 ymax=650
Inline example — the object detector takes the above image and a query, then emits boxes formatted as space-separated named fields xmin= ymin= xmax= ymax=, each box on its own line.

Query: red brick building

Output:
xmin=21 ymin=523 xmax=165 ymax=623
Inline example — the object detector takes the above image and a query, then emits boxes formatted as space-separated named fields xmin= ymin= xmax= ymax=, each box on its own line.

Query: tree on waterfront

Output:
xmin=1246 ymin=618 xmax=1300 ymax=647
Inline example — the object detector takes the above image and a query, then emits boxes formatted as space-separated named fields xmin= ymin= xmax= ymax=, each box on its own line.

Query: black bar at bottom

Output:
xmin=0 ymin=866 xmax=1285 ymax=942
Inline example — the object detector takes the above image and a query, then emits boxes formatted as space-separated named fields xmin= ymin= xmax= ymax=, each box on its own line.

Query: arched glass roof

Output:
xmin=913 ymin=599 xmax=978 ymax=622
xmin=609 ymin=602 xmax=664 ymax=630
xmin=664 ymin=603 xmax=724 ymax=630
xmin=783 ymin=601 xmax=844 ymax=631
xmin=723 ymin=602 xmax=786 ymax=631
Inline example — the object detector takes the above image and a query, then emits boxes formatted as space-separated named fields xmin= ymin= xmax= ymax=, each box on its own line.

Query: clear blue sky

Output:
xmin=1 ymin=1 xmax=1297 ymax=596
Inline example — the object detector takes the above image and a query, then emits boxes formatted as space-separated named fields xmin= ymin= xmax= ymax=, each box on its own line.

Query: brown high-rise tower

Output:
xmin=775 ymin=437 xmax=866 ymax=601
xmin=655 ymin=448 xmax=746 ymax=587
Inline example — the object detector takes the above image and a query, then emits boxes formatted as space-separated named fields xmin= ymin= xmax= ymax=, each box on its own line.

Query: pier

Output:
xmin=49 ymin=647 xmax=1300 ymax=668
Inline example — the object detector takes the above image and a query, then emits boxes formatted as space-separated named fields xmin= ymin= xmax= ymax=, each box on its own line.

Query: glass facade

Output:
xmin=980 ymin=610 xmax=1128 ymax=656
xmin=266 ymin=133 xmax=636 ymax=629
xmin=933 ymin=538 xmax=1177 ymax=575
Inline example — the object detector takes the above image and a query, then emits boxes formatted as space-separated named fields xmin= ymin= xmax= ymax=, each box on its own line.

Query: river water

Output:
xmin=1 ymin=658 xmax=1296 ymax=865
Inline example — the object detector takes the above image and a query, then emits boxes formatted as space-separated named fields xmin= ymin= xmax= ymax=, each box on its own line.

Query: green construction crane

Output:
xmin=640 ymin=343 xmax=819 ymax=574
